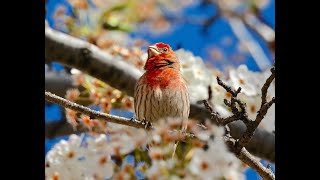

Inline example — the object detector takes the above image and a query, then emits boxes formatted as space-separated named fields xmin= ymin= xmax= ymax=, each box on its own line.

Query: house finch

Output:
xmin=134 ymin=42 xmax=190 ymax=130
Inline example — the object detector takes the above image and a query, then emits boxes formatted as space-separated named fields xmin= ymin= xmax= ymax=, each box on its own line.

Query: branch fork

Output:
xmin=203 ymin=65 xmax=275 ymax=180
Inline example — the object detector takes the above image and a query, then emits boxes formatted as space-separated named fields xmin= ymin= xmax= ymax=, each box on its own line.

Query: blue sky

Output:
xmin=46 ymin=0 xmax=274 ymax=72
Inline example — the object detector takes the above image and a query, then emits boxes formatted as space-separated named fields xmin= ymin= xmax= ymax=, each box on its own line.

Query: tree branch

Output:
xmin=45 ymin=23 xmax=142 ymax=96
xmin=45 ymin=119 xmax=88 ymax=139
xmin=204 ymin=101 xmax=275 ymax=180
xmin=45 ymin=24 xmax=274 ymax=162
xmin=217 ymin=77 xmax=241 ymax=97
xmin=201 ymin=1 xmax=274 ymax=69
xmin=261 ymin=66 xmax=275 ymax=105
xmin=242 ymin=13 xmax=275 ymax=51
xmin=45 ymin=90 xmax=153 ymax=130
xmin=202 ymin=65 xmax=275 ymax=179
xmin=227 ymin=17 xmax=272 ymax=70
xmin=204 ymin=1 xmax=275 ymax=52
xmin=45 ymin=90 xmax=197 ymax=141
xmin=45 ymin=71 xmax=76 ymax=97
xmin=227 ymin=142 xmax=275 ymax=180
xmin=237 ymin=67 xmax=275 ymax=149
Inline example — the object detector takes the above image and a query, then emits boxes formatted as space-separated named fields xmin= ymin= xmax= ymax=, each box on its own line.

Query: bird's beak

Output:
xmin=148 ymin=45 xmax=160 ymax=58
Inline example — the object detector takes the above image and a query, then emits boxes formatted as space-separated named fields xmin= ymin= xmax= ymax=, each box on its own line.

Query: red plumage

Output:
xmin=134 ymin=42 xmax=190 ymax=129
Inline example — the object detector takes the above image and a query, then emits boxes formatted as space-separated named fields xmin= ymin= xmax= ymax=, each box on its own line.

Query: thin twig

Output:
xmin=203 ymin=100 xmax=275 ymax=180
xmin=228 ymin=17 xmax=272 ymax=70
xmin=207 ymin=85 xmax=213 ymax=102
xmin=202 ymin=65 xmax=275 ymax=180
xmin=238 ymin=66 xmax=275 ymax=149
xmin=228 ymin=143 xmax=275 ymax=180
xmin=261 ymin=66 xmax=275 ymax=105
xmin=217 ymin=77 xmax=241 ymax=97
xmin=45 ymin=90 xmax=196 ymax=140
xmin=203 ymin=13 xmax=220 ymax=33
xmin=212 ymin=0 xmax=275 ymax=69
xmin=222 ymin=115 xmax=238 ymax=125
xmin=45 ymin=90 xmax=154 ymax=130
xmin=203 ymin=100 xmax=242 ymax=126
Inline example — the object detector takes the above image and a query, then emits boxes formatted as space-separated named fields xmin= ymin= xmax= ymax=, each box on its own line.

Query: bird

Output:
xmin=134 ymin=42 xmax=190 ymax=156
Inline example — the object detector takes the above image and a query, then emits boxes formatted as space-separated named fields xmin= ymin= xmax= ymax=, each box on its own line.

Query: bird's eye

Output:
xmin=163 ymin=48 xmax=168 ymax=52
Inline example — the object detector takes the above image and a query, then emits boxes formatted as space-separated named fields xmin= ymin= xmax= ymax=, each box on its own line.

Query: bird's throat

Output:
xmin=145 ymin=68 xmax=181 ymax=88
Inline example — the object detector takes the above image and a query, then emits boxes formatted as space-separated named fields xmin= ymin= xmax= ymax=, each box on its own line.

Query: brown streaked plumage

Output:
xmin=134 ymin=42 xmax=189 ymax=130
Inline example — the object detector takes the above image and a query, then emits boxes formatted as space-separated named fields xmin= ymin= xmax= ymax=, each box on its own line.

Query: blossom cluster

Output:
xmin=45 ymin=134 xmax=114 ymax=179
xmin=64 ymin=72 xmax=134 ymax=132
xmin=52 ymin=0 xmax=196 ymax=37
xmin=176 ymin=49 xmax=275 ymax=133
xmin=46 ymin=118 xmax=245 ymax=179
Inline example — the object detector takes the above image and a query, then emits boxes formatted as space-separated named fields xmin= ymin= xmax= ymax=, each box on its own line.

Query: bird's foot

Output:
xmin=141 ymin=119 xmax=152 ymax=129
xmin=130 ymin=117 xmax=137 ymax=122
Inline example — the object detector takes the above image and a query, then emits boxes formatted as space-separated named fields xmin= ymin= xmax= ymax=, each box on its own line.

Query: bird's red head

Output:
xmin=144 ymin=42 xmax=180 ymax=71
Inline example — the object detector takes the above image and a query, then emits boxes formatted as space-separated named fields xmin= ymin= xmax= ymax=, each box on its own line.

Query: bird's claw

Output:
xmin=141 ymin=119 xmax=152 ymax=129
xmin=130 ymin=117 xmax=137 ymax=122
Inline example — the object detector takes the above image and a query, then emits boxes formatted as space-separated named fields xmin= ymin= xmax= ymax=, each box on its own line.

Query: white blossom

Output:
xmin=175 ymin=50 xmax=274 ymax=133
xmin=229 ymin=65 xmax=261 ymax=96
xmin=106 ymin=124 xmax=148 ymax=154
xmin=176 ymin=49 xmax=214 ymax=103
xmin=188 ymin=126 xmax=245 ymax=180
xmin=259 ymin=104 xmax=275 ymax=132
xmin=45 ymin=134 xmax=114 ymax=179
xmin=228 ymin=65 xmax=275 ymax=132
xmin=145 ymin=158 xmax=177 ymax=179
